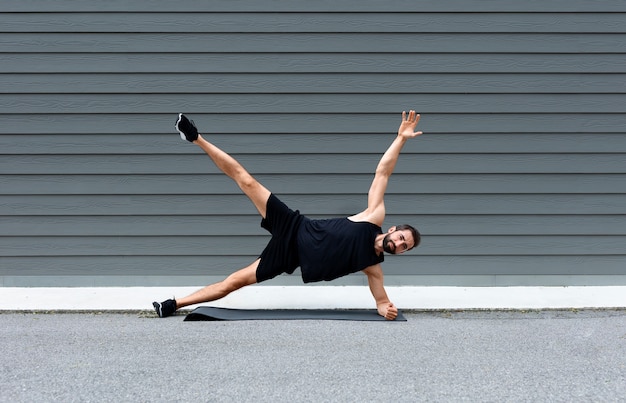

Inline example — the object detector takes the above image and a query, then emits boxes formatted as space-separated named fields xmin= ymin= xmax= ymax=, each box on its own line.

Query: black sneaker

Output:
xmin=153 ymin=299 xmax=177 ymax=318
xmin=175 ymin=113 xmax=199 ymax=142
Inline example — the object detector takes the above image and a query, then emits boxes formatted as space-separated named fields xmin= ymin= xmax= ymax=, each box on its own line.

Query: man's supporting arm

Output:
xmin=363 ymin=264 xmax=398 ymax=320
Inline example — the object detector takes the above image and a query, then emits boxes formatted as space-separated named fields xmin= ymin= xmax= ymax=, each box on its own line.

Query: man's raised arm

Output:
xmin=353 ymin=110 xmax=422 ymax=226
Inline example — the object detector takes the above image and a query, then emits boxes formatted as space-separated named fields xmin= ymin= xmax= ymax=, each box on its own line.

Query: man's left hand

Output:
xmin=378 ymin=302 xmax=398 ymax=321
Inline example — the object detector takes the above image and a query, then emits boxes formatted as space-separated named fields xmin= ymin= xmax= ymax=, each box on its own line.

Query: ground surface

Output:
xmin=2 ymin=310 xmax=625 ymax=402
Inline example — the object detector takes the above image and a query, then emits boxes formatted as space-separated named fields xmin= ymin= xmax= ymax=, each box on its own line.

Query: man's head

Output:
xmin=382 ymin=224 xmax=421 ymax=254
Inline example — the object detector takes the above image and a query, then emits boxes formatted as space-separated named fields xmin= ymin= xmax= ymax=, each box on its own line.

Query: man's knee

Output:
xmin=222 ymin=265 xmax=258 ymax=293
xmin=239 ymin=179 xmax=271 ymax=217
xmin=221 ymin=276 xmax=245 ymax=294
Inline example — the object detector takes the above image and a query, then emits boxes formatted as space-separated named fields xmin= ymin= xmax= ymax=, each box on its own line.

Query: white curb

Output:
xmin=1 ymin=286 xmax=625 ymax=311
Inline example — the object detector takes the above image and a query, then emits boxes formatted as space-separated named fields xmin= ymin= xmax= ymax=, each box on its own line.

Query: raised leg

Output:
xmin=194 ymin=135 xmax=271 ymax=218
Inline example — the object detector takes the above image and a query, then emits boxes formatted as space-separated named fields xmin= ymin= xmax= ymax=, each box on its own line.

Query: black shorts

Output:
xmin=256 ymin=194 xmax=303 ymax=283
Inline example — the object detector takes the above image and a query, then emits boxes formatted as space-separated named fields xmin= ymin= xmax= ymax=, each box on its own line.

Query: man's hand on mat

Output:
xmin=378 ymin=302 xmax=398 ymax=321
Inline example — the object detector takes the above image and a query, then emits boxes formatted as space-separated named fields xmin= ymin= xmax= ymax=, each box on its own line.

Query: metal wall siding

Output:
xmin=1 ymin=2 xmax=625 ymax=286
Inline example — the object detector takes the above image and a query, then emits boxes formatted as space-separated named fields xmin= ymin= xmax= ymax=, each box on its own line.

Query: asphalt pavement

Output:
xmin=2 ymin=309 xmax=625 ymax=402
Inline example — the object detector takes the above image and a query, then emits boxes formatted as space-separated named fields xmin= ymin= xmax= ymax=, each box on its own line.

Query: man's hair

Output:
xmin=396 ymin=224 xmax=421 ymax=250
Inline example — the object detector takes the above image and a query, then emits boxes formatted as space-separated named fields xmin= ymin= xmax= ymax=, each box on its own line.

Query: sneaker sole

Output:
xmin=175 ymin=113 xmax=186 ymax=141
xmin=152 ymin=301 xmax=163 ymax=317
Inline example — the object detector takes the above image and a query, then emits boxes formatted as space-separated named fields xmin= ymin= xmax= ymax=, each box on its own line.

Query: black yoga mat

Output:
xmin=184 ymin=306 xmax=407 ymax=321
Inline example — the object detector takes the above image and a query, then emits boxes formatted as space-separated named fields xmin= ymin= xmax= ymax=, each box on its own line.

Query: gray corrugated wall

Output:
xmin=1 ymin=1 xmax=625 ymax=287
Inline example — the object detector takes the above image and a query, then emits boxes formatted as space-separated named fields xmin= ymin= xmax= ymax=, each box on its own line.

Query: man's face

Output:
xmin=383 ymin=229 xmax=415 ymax=254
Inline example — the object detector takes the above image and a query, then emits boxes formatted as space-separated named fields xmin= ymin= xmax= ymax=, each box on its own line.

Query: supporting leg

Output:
xmin=175 ymin=259 xmax=260 ymax=309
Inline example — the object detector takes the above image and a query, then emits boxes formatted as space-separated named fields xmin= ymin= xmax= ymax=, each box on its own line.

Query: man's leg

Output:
xmin=176 ymin=259 xmax=259 ymax=308
xmin=193 ymin=136 xmax=271 ymax=217
xmin=153 ymin=259 xmax=259 ymax=317
xmin=153 ymin=115 xmax=269 ymax=318
xmin=176 ymin=113 xmax=271 ymax=218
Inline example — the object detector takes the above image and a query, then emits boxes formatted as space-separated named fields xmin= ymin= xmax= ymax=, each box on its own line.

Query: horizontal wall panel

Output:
xmin=2 ymin=235 xmax=625 ymax=257
xmin=1 ymin=215 xmax=266 ymax=237
xmin=3 ymin=215 xmax=625 ymax=237
xmin=5 ymin=274 xmax=626 ymax=287
xmin=3 ymin=174 xmax=625 ymax=195
xmin=4 ymin=33 xmax=625 ymax=54
xmin=2 ymin=154 xmax=624 ymax=175
xmin=3 ymin=54 xmax=626 ymax=74
xmin=4 ymin=94 xmax=625 ymax=114
xmin=2 ymin=256 xmax=625 ymax=279
xmin=2 ymin=194 xmax=624 ymax=216
xmin=2 ymin=73 xmax=624 ymax=94
xmin=3 ymin=114 xmax=625 ymax=135
xmin=2 ymin=13 xmax=625 ymax=34
xmin=3 ymin=1 xmax=626 ymax=13
xmin=5 ymin=133 xmax=626 ymax=155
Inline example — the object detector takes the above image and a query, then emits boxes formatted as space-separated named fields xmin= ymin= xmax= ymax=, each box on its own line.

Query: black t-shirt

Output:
xmin=297 ymin=217 xmax=384 ymax=283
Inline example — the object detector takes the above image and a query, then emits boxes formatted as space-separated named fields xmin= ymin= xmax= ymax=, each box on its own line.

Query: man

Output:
xmin=153 ymin=110 xmax=422 ymax=320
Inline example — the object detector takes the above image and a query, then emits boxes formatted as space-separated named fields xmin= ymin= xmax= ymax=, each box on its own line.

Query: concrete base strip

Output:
xmin=1 ymin=286 xmax=625 ymax=311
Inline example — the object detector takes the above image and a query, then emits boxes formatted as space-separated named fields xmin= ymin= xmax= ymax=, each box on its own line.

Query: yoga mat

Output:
xmin=184 ymin=306 xmax=407 ymax=322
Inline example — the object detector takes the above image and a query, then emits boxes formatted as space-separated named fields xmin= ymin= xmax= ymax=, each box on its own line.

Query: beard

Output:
xmin=383 ymin=233 xmax=396 ymax=254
